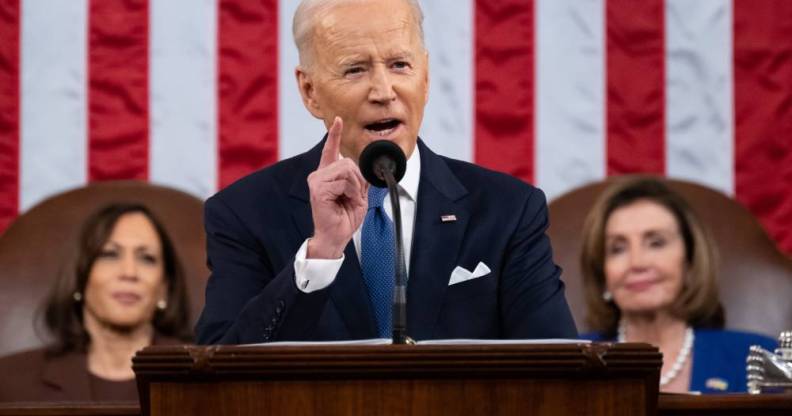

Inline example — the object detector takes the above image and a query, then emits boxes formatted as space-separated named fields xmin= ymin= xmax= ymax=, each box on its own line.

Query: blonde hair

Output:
xmin=580 ymin=176 xmax=724 ymax=336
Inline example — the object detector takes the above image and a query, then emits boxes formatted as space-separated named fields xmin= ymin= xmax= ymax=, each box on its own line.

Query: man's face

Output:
xmin=296 ymin=0 xmax=429 ymax=161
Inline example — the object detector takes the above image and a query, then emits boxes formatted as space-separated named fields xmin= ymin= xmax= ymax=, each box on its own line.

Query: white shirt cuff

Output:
xmin=294 ymin=238 xmax=344 ymax=293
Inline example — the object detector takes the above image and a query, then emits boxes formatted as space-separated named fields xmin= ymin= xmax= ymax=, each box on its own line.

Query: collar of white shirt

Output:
xmin=352 ymin=144 xmax=420 ymax=267
xmin=293 ymin=144 xmax=422 ymax=293
xmin=339 ymin=144 xmax=420 ymax=201
xmin=398 ymin=144 xmax=420 ymax=202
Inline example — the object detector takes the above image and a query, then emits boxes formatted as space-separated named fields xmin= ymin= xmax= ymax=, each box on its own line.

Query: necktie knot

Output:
xmin=368 ymin=186 xmax=388 ymax=210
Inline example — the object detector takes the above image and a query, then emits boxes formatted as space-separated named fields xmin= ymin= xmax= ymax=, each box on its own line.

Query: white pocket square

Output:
xmin=448 ymin=262 xmax=491 ymax=286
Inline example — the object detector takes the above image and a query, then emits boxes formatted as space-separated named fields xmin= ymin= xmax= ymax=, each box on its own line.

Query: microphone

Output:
xmin=359 ymin=140 xmax=407 ymax=187
xmin=359 ymin=140 xmax=413 ymax=345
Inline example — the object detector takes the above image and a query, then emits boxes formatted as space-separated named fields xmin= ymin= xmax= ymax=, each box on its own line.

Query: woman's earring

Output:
xmin=602 ymin=291 xmax=613 ymax=302
xmin=72 ymin=292 xmax=83 ymax=302
xmin=156 ymin=299 xmax=167 ymax=310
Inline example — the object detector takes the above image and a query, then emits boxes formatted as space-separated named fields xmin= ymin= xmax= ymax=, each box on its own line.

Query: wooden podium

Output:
xmin=133 ymin=342 xmax=661 ymax=416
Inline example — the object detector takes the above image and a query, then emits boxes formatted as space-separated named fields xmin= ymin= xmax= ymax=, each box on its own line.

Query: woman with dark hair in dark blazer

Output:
xmin=0 ymin=203 xmax=192 ymax=402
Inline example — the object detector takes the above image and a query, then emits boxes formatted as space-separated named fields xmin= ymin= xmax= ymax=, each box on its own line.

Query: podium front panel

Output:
xmin=134 ymin=343 xmax=661 ymax=416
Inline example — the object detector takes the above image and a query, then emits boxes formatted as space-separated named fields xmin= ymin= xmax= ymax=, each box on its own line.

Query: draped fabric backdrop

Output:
xmin=0 ymin=0 xmax=791 ymax=254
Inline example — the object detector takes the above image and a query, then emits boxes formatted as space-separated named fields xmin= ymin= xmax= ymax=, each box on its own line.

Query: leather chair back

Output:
xmin=548 ymin=177 xmax=792 ymax=337
xmin=0 ymin=181 xmax=207 ymax=356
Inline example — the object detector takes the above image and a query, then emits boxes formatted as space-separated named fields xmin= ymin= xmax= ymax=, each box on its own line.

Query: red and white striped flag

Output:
xmin=1 ymin=0 xmax=790 ymax=254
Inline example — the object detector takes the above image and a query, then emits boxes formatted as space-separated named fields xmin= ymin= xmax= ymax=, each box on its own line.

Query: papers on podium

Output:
xmin=245 ymin=338 xmax=589 ymax=347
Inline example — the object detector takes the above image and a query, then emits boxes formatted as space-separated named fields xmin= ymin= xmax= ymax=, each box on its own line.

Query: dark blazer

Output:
xmin=583 ymin=329 xmax=778 ymax=393
xmin=196 ymin=139 xmax=577 ymax=344
xmin=0 ymin=348 xmax=133 ymax=402
xmin=0 ymin=336 xmax=181 ymax=402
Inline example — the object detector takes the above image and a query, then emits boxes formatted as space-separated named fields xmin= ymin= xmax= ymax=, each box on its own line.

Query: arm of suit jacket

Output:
xmin=195 ymin=195 xmax=334 ymax=344
xmin=499 ymin=187 xmax=578 ymax=338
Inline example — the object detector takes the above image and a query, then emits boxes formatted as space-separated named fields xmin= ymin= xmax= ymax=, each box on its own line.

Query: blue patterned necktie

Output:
xmin=360 ymin=186 xmax=395 ymax=338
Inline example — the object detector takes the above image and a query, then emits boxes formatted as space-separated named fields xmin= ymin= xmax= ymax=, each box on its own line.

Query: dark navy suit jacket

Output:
xmin=195 ymin=139 xmax=577 ymax=344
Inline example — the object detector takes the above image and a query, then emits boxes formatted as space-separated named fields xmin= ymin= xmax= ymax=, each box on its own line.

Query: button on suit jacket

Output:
xmin=195 ymin=139 xmax=577 ymax=344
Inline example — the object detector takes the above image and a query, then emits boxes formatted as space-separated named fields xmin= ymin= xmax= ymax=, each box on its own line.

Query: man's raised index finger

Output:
xmin=319 ymin=116 xmax=343 ymax=167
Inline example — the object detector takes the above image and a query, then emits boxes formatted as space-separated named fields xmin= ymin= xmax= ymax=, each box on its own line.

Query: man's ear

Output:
xmin=295 ymin=66 xmax=324 ymax=120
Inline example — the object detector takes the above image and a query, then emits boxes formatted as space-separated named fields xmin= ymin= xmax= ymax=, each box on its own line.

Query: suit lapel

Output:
xmin=332 ymin=243 xmax=378 ymax=337
xmin=407 ymin=140 xmax=470 ymax=340
xmin=288 ymin=139 xmax=378 ymax=338
xmin=288 ymin=140 xmax=322 ymax=240
xmin=41 ymin=351 xmax=91 ymax=400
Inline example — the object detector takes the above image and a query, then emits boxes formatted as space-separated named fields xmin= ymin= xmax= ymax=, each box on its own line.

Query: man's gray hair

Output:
xmin=293 ymin=0 xmax=425 ymax=68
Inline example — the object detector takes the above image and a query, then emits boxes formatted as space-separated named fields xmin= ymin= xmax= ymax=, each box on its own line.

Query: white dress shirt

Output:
xmin=294 ymin=146 xmax=421 ymax=293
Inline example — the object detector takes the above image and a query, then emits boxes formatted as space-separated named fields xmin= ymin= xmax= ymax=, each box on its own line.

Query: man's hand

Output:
xmin=306 ymin=117 xmax=368 ymax=259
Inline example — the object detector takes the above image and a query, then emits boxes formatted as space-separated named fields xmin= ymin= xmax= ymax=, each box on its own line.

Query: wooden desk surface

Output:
xmin=659 ymin=393 xmax=792 ymax=416
xmin=0 ymin=402 xmax=138 ymax=416
xmin=0 ymin=394 xmax=790 ymax=415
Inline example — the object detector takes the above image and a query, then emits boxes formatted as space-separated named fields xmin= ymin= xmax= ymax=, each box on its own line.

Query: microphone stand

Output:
xmin=379 ymin=167 xmax=413 ymax=345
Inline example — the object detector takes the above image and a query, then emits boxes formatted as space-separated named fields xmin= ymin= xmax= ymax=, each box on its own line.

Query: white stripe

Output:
xmin=665 ymin=0 xmax=733 ymax=195
xmin=279 ymin=0 xmax=324 ymax=159
xmin=535 ymin=0 xmax=606 ymax=200
xmin=150 ymin=0 xmax=217 ymax=199
xmin=19 ymin=0 xmax=88 ymax=211
xmin=419 ymin=0 xmax=474 ymax=162
xmin=279 ymin=0 xmax=475 ymax=162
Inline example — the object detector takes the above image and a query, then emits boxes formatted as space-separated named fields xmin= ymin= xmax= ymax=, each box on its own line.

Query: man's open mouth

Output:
xmin=364 ymin=119 xmax=402 ymax=136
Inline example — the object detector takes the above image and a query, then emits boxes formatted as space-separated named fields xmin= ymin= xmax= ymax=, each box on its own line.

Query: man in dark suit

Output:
xmin=195 ymin=0 xmax=577 ymax=344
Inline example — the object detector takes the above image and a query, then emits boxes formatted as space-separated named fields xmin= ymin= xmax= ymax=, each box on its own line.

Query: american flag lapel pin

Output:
xmin=440 ymin=214 xmax=457 ymax=223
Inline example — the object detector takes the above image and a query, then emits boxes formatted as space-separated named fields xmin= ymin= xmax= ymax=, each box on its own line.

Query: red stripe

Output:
xmin=605 ymin=0 xmax=665 ymax=175
xmin=217 ymin=0 xmax=279 ymax=190
xmin=0 ymin=0 xmax=20 ymax=235
xmin=734 ymin=0 xmax=792 ymax=255
xmin=474 ymin=0 xmax=535 ymax=184
xmin=88 ymin=0 xmax=149 ymax=181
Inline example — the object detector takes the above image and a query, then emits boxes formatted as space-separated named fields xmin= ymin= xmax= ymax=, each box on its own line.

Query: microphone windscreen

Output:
xmin=359 ymin=140 xmax=407 ymax=188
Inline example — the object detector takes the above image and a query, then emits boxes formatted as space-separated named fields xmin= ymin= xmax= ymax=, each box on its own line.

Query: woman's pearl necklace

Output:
xmin=617 ymin=321 xmax=694 ymax=387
